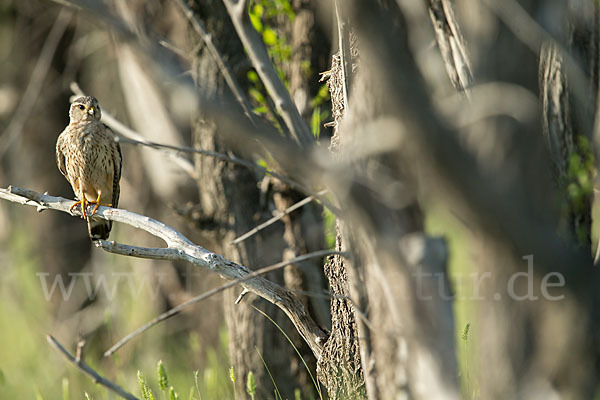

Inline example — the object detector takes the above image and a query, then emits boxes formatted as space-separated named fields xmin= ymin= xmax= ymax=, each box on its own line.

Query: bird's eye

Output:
xmin=78 ymin=105 xmax=85 ymax=110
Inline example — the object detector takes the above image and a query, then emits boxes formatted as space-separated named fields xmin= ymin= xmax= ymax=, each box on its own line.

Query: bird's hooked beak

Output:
xmin=88 ymin=106 xmax=96 ymax=116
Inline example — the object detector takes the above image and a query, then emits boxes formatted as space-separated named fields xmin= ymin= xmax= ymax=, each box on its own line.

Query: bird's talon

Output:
xmin=69 ymin=199 xmax=87 ymax=219
xmin=88 ymin=201 xmax=112 ymax=216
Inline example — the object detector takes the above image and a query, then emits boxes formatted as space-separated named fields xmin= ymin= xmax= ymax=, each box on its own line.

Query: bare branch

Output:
xmin=94 ymin=241 xmax=184 ymax=261
xmin=47 ymin=335 xmax=140 ymax=400
xmin=104 ymin=249 xmax=342 ymax=357
xmin=231 ymin=189 xmax=328 ymax=245
xmin=1 ymin=186 xmax=327 ymax=358
xmin=222 ymin=0 xmax=314 ymax=147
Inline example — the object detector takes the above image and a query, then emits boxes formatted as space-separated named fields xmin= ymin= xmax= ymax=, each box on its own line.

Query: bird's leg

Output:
xmin=88 ymin=191 xmax=112 ymax=216
xmin=69 ymin=192 xmax=88 ymax=219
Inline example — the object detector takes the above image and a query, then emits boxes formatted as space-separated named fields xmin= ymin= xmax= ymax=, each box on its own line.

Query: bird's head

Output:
xmin=69 ymin=96 xmax=102 ymax=123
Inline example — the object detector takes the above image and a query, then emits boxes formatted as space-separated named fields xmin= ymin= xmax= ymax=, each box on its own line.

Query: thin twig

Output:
xmin=158 ymin=39 xmax=192 ymax=61
xmin=117 ymin=136 xmax=307 ymax=194
xmin=0 ymin=9 xmax=72 ymax=158
xmin=232 ymin=189 xmax=327 ymax=245
xmin=47 ymin=335 xmax=140 ymax=400
xmin=104 ymin=249 xmax=342 ymax=356
xmin=1 ymin=186 xmax=327 ymax=358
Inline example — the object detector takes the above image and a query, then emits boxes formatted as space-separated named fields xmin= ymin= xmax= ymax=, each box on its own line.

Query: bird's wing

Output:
xmin=56 ymin=133 xmax=67 ymax=177
xmin=107 ymin=125 xmax=122 ymax=208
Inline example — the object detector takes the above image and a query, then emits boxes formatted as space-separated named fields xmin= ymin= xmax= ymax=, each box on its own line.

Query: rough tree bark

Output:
xmin=319 ymin=1 xmax=461 ymax=398
xmin=318 ymin=21 xmax=367 ymax=398
xmin=189 ymin=1 xmax=314 ymax=397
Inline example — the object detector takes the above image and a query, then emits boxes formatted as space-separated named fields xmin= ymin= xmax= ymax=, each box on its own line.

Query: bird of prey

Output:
xmin=56 ymin=96 xmax=122 ymax=240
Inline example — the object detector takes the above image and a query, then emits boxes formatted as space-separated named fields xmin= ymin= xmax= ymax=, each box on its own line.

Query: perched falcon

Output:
xmin=56 ymin=96 xmax=122 ymax=240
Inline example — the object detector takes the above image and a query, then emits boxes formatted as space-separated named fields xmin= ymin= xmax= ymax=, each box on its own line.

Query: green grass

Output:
xmin=0 ymin=221 xmax=234 ymax=399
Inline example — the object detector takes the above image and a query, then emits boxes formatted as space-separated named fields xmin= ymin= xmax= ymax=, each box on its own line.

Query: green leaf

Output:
xmin=311 ymin=106 xmax=321 ymax=139
xmin=279 ymin=0 xmax=295 ymax=19
xmin=253 ymin=105 xmax=268 ymax=115
xmin=252 ymin=3 xmax=264 ymax=17
xmin=263 ymin=28 xmax=277 ymax=46
xmin=323 ymin=208 xmax=336 ymax=249
xmin=247 ymin=70 xmax=259 ymax=83
xmin=249 ymin=7 xmax=263 ymax=33
xmin=249 ymin=88 xmax=265 ymax=104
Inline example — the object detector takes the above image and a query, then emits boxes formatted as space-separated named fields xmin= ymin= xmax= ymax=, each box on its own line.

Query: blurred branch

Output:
xmin=105 ymin=249 xmax=342 ymax=357
xmin=427 ymin=0 xmax=473 ymax=93
xmin=231 ymin=189 xmax=328 ymax=245
xmin=436 ymin=82 xmax=538 ymax=127
xmin=158 ymin=39 xmax=192 ymax=61
xmin=0 ymin=9 xmax=72 ymax=158
xmin=222 ymin=0 xmax=314 ymax=147
xmin=1 ymin=186 xmax=327 ymax=358
xmin=46 ymin=335 xmax=139 ymax=400
xmin=173 ymin=0 xmax=257 ymax=125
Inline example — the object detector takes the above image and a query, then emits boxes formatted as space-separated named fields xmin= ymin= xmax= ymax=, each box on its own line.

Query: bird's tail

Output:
xmin=87 ymin=217 xmax=112 ymax=240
